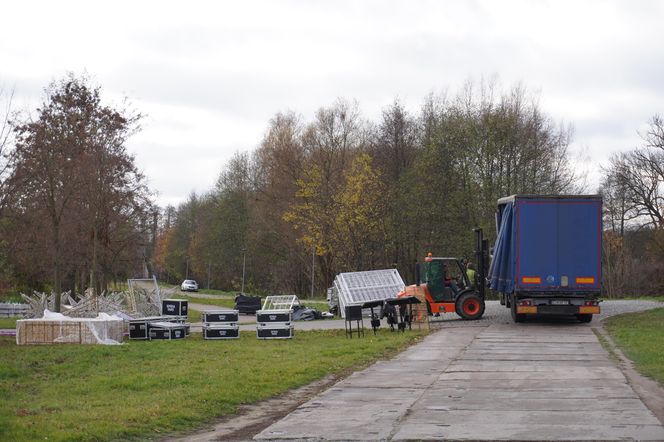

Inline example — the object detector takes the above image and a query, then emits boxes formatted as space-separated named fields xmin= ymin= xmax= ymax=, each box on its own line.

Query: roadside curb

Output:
xmin=593 ymin=323 xmax=664 ymax=426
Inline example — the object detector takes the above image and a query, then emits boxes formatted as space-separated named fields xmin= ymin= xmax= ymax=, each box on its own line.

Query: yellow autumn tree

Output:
xmin=283 ymin=165 xmax=329 ymax=255
xmin=282 ymin=164 xmax=340 ymax=288
xmin=333 ymin=154 xmax=388 ymax=270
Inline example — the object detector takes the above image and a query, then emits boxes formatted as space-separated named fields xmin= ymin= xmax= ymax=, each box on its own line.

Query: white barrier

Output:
xmin=0 ymin=303 xmax=30 ymax=318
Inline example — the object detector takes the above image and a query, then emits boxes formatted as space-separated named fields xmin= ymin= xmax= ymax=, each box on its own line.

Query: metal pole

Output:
xmin=311 ymin=245 xmax=315 ymax=299
xmin=241 ymin=249 xmax=246 ymax=295
xmin=207 ymin=260 xmax=211 ymax=289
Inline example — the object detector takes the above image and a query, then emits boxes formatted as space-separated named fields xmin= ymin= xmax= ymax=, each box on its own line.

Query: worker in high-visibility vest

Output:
xmin=466 ymin=262 xmax=477 ymax=288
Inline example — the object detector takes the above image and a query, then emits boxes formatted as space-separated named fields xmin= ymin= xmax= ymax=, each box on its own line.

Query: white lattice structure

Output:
xmin=333 ymin=269 xmax=406 ymax=318
xmin=262 ymin=295 xmax=300 ymax=311
xmin=20 ymin=275 xmax=172 ymax=319
xmin=127 ymin=276 xmax=165 ymax=316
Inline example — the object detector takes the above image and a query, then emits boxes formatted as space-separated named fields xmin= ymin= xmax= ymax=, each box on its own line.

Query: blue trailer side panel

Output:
xmin=556 ymin=201 xmax=601 ymax=290
xmin=516 ymin=202 xmax=559 ymax=290
xmin=489 ymin=195 xmax=602 ymax=295
xmin=488 ymin=203 xmax=517 ymax=293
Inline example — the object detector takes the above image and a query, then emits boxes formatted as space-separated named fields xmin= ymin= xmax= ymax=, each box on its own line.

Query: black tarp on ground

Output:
xmin=292 ymin=305 xmax=325 ymax=321
xmin=234 ymin=294 xmax=261 ymax=314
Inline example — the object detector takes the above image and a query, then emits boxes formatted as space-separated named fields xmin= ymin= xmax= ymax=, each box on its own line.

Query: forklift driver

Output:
xmin=443 ymin=263 xmax=460 ymax=295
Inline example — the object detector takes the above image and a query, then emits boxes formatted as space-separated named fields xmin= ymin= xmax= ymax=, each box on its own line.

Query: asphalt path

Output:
xmin=187 ymin=300 xmax=664 ymax=331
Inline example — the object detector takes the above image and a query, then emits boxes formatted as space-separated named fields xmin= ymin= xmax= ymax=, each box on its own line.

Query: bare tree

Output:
xmin=601 ymin=115 xmax=664 ymax=297
xmin=0 ymin=87 xmax=15 ymax=211
xmin=8 ymin=75 xmax=150 ymax=309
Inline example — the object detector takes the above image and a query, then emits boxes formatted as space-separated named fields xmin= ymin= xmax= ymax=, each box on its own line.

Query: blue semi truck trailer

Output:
xmin=488 ymin=195 xmax=602 ymax=323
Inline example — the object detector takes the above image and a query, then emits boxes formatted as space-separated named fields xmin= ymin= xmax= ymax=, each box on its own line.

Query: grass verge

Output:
xmin=603 ymin=307 xmax=664 ymax=386
xmin=0 ymin=329 xmax=424 ymax=441
xmin=180 ymin=295 xmax=236 ymax=309
xmin=0 ymin=317 xmax=19 ymax=329
xmin=188 ymin=308 xmax=203 ymax=323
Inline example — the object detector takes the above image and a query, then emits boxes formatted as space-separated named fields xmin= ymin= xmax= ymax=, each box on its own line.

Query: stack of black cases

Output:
xmin=162 ymin=298 xmax=191 ymax=337
xmin=129 ymin=316 xmax=190 ymax=340
xmin=256 ymin=310 xmax=294 ymax=339
xmin=148 ymin=321 xmax=187 ymax=340
xmin=162 ymin=299 xmax=188 ymax=316
xmin=202 ymin=309 xmax=240 ymax=339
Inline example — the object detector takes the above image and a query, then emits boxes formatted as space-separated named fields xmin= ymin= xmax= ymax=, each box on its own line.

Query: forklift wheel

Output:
xmin=455 ymin=293 xmax=485 ymax=320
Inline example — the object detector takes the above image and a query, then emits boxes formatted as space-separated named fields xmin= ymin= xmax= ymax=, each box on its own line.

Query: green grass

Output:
xmin=0 ymin=329 xmax=424 ymax=441
xmin=0 ymin=317 xmax=19 ymax=329
xmin=188 ymin=309 xmax=202 ymax=323
xmin=604 ymin=307 xmax=664 ymax=386
xmin=0 ymin=293 xmax=24 ymax=303
xmin=179 ymin=295 xmax=236 ymax=309
xmin=603 ymin=295 xmax=664 ymax=302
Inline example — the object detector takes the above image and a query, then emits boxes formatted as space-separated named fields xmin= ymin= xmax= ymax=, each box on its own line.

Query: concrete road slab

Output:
xmin=254 ymin=320 xmax=664 ymax=441
xmin=414 ymin=395 xmax=648 ymax=411
xmin=404 ymin=409 xmax=662 ymax=426
xmin=391 ymin=423 xmax=664 ymax=441
xmin=439 ymin=368 xmax=627 ymax=380
xmin=432 ymin=378 xmax=632 ymax=389
xmin=257 ymin=387 xmax=421 ymax=441
xmin=421 ymin=385 xmax=639 ymax=399
xmin=459 ymin=353 xmax=609 ymax=361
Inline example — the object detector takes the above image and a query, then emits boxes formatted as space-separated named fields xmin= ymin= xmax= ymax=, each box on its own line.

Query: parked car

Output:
xmin=181 ymin=280 xmax=199 ymax=292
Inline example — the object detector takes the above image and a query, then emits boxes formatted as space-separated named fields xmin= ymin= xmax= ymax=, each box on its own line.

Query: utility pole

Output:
xmin=311 ymin=245 xmax=315 ymax=299
xmin=207 ymin=260 xmax=211 ymax=289
xmin=241 ymin=248 xmax=246 ymax=295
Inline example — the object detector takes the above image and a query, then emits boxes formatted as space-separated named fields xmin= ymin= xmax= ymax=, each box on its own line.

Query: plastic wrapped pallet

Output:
xmin=16 ymin=310 xmax=124 ymax=345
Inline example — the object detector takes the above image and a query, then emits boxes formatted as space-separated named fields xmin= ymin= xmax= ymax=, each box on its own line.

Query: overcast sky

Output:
xmin=2 ymin=0 xmax=663 ymax=207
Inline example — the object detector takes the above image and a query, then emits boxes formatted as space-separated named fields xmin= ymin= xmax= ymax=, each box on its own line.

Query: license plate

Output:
xmin=551 ymin=300 xmax=569 ymax=305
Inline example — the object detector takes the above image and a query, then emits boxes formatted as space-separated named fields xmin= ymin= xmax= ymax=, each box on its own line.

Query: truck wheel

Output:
xmin=455 ymin=293 xmax=485 ymax=320
xmin=510 ymin=294 xmax=526 ymax=323
xmin=576 ymin=314 xmax=593 ymax=323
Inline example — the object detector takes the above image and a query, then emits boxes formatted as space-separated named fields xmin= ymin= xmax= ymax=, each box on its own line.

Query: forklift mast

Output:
xmin=474 ymin=228 xmax=488 ymax=299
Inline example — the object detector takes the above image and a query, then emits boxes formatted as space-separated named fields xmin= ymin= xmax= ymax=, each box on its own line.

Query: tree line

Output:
xmin=1 ymin=74 xmax=661 ymax=304
xmin=153 ymin=82 xmax=580 ymax=296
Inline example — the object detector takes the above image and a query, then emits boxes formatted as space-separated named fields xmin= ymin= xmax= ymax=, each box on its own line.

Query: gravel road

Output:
xmin=187 ymin=299 xmax=664 ymax=332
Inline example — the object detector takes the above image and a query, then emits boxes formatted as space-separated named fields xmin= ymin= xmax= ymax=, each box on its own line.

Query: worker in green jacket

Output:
xmin=466 ymin=262 xmax=476 ymax=288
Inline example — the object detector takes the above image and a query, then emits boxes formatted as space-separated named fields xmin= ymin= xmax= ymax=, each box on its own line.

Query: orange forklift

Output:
xmin=399 ymin=228 xmax=487 ymax=320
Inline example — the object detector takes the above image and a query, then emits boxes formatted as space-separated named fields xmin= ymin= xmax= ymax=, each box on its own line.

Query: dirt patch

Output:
xmin=162 ymin=374 xmax=342 ymax=442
